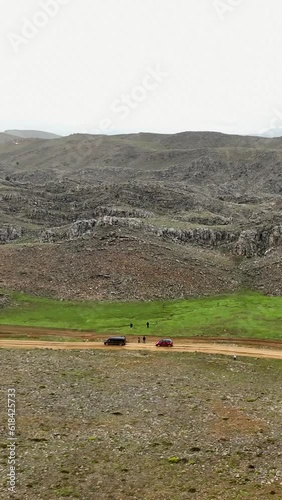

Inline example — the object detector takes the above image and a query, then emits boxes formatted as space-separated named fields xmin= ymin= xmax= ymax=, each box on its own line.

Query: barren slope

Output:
xmin=1 ymin=131 xmax=282 ymax=300
xmin=0 ymin=226 xmax=238 ymax=300
xmin=1 ymin=349 xmax=281 ymax=499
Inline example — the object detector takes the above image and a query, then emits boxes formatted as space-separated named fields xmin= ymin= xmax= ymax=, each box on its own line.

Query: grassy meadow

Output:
xmin=1 ymin=291 xmax=282 ymax=339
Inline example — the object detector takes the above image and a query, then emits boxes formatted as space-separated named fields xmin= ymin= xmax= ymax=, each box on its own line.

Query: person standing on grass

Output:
xmin=146 ymin=322 xmax=149 ymax=328
xmin=130 ymin=323 xmax=133 ymax=329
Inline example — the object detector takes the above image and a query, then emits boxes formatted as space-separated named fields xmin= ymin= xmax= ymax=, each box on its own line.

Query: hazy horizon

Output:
xmin=2 ymin=126 xmax=282 ymax=139
xmin=2 ymin=1 xmax=282 ymax=138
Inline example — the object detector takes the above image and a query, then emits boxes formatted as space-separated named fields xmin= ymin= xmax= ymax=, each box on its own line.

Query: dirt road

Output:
xmin=0 ymin=325 xmax=282 ymax=359
xmin=1 ymin=338 xmax=282 ymax=359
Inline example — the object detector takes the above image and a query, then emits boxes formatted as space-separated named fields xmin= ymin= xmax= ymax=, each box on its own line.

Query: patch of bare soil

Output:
xmin=0 ymin=349 xmax=281 ymax=499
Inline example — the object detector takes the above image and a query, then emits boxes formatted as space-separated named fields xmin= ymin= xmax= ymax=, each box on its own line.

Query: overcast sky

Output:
xmin=1 ymin=0 xmax=282 ymax=136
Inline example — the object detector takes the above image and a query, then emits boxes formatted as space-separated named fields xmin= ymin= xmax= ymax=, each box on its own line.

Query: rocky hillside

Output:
xmin=4 ymin=130 xmax=62 ymax=140
xmin=1 ymin=131 xmax=282 ymax=299
xmin=0 ymin=132 xmax=20 ymax=144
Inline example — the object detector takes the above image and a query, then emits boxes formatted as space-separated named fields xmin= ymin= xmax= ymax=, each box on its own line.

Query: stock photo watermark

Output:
xmin=8 ymin=0 xmax=71 ymax=54
xmin=214 ymin=0 xmax=244 ymax=21
xmin=98 ymin=64 xmax=169 ymax=133
xmin=7 ymin=388 xmax=17 ymax=493
xmin=61 ymin=63 xmax=169 ymax=168
xmin=258 ymin=109 xmax=282 ymax=137
xmin=269 ymin=109 xmax=282 ymax=132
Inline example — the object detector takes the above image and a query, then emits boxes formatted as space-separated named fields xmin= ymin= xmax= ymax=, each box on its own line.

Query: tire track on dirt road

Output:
xmin=0 ymin=339 xmax=282 ymax=360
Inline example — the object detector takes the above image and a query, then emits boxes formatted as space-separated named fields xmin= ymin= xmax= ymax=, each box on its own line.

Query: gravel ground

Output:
xmin=0 ymin=349 xmax=282 ymax=499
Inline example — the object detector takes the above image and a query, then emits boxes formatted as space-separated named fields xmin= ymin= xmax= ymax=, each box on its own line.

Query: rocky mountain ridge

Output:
xmin=1 ymin=131 xmax=282 ymax=299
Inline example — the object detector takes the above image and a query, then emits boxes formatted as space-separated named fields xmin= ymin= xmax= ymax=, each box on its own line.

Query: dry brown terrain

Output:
xmin=1 ymin=131 xmax=282 ymax=300
xmin=1 ymin=348 xmax=282 ymax=499
xmin=1 ymin=132 xmax=282 ymax=500
xmin=0 ymin=227 xmax=239 ymax=300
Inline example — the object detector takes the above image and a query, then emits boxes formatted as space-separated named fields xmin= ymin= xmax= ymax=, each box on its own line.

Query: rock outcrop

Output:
xmin=68 ymin=219 xmax=97 ymax=239
xmin=154 ymin=226 xmax=238 ymax=247
xmin=0 ymin=226 xmax=22 ymax=243
xmin=40 ymin=217 xmax=237 ymax=249
xmin=40 ymin=218 xmax=282 ymax=258
xmin=0 ymin=294 xmax=10 ymax=307
xmin=92 ymin=206 xmax=153 ymax=219
xmin=235 ymin=225 xmax=282 ymax=257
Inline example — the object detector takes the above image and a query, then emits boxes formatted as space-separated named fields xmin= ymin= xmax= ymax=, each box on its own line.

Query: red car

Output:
xmin=155 ymin=338 xmax=173 ymax=347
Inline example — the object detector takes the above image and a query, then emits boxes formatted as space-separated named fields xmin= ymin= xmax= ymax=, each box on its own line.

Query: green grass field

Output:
xmin=1 ymin=291 xmax=282 ymax=339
